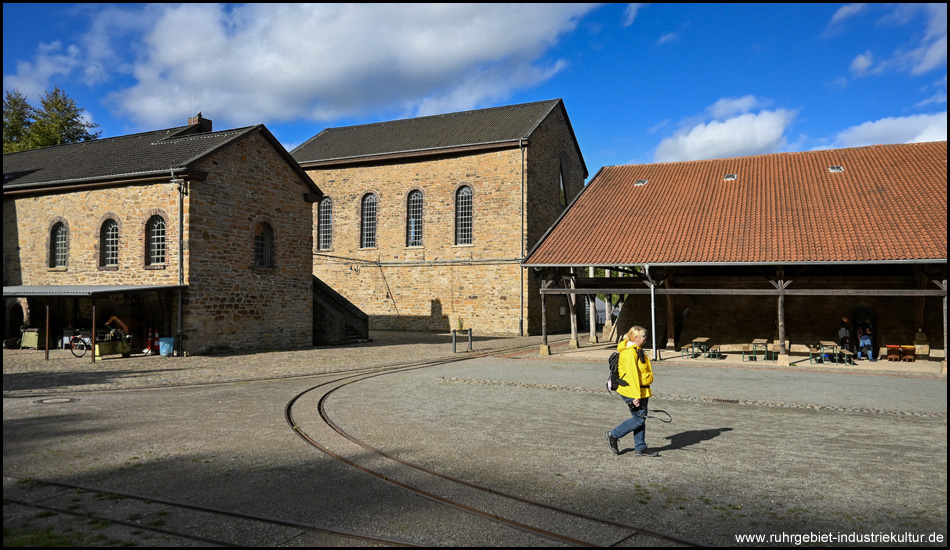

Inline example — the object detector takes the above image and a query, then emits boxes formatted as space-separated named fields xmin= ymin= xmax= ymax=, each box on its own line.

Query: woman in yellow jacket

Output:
xmin=606 ymin=326 xmax=659 ymax=457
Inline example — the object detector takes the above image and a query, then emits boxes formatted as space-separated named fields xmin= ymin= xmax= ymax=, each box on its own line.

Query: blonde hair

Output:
xmin=625 ymin=326 xmax=646 ymax=342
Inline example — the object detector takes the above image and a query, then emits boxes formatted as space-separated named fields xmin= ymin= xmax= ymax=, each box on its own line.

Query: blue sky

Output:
xmin=3 ymin=3 xmax=946 ymax=178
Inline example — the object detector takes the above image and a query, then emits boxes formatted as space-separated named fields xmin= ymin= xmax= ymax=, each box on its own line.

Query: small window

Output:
xmin=49 ymin=222 xmax=68 ymax=267
xmin=828 ymin=165 xmax=844 ymax=173
xmin=559 ymin=165 xmax=567 ymax=206
xmin=406 ymin=190 xmax=423 ymax=247
xmin=100 ymin=219 xmax=119 ymax=267
xmin=634 ymin=179 xmax=648 ymax=186
xmin=455 ymin=186 xmax=473 ymax=246
xmin=318 ymin=197 xmax=333 ymax=251
xmin=724 ymin=173 xmax=738 ymax=181
xmin=360 ymin=194 xmax=377 ymax=248
xmin=146 ymin=215 xmax=166 ymax=265
xmin=254 ymin=223 xmax=274 ymax=267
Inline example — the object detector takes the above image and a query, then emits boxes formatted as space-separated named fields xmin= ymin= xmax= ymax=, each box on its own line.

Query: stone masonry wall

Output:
xmin=184 ymin=131 xmax=314 ymax=354
xmin=4 ymin=185 xmax=181 ymax=287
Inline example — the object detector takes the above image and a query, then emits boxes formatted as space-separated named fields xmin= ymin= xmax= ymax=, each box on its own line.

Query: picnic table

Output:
xmin=819 ymin=340 xmax=854 ymax=365
xmin=751 ymin=339 xmax=768 ymax=361
xmin=692 ymin=337 xmax=709 ymax=358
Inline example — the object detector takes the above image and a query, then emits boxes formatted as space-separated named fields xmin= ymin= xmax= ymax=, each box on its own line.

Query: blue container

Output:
xmin=159 ymin=337 xmax=175 ymax=357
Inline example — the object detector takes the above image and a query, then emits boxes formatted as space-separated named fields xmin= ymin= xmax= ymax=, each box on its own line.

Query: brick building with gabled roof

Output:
xmin=293 ymin=99 xmax=588 ymax=336
xmin=4 ymin=115 xmax=323 ymax=355
xmin=524 ymin=141 xmax=947 ymax=361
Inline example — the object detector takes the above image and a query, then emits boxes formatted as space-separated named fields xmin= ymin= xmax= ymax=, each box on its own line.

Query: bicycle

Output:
xmin=69 ymin=330 xmax=91 ymax=358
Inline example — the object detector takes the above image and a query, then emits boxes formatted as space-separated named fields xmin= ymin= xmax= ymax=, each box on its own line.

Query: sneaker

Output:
xmin=634 ymin=447 xmax=661 ymax=457
xmin=606 ymin=431 xmax=620 ymax=455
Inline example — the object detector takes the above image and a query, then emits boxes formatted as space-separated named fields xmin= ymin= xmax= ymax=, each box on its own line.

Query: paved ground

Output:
xmin=3 ymin=332 xmax=947 ymax=546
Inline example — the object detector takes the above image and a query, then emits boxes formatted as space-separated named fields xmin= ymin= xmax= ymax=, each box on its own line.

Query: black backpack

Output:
xmin=606 ymin=351 xmax=628 ymax=392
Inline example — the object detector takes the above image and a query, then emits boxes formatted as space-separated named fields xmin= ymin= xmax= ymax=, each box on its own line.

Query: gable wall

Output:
xmin=184 ymin=132 xmax=314 ymax=354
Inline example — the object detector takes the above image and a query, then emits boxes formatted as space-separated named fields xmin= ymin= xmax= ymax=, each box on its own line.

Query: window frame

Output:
xmin=318 ymin=197 xmax=333 ymax=251
xmin=49 ymin=221 xmax=68 ymax=268
xmin=455 ymin=185 xmax=473 ymax=246
xmin=253 ymin=222 xmax=275 ymax=268
xmin=406 ymin=190 xmax=423 ymax=247
xmin=360 ymin=193 xmax=378 ymax=249
xmin=100 ymin=218 xmax=120 ymax=268
xmin=145 ymin=214 xmax=167 ymax=266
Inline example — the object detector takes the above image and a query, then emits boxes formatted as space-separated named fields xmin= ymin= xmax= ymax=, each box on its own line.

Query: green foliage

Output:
xmin=3 ymin=87 xmax=101 ymax=153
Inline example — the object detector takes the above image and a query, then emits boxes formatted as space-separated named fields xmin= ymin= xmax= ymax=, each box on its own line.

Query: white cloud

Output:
xmin=623 ymin=4 xmax=644 ymax=27
xmin=2 ymin=41 xmax=81 ymax=99
xmin=849 ymin=51 xmax=876 ymax=76
xmin=705 ymin=95 xmax=765 ymax=119
xmin=844 ymin=4 xmax=947 ymax=78
xmin=655 ymin=109 xmax=795 ymax=162
xmin=8 ymin=4 xmax=598 ymax=130
xmin=833 ymin=112 xmax=947 ymax=147
xmin=830 ymin=3 xmax=867 ymax=26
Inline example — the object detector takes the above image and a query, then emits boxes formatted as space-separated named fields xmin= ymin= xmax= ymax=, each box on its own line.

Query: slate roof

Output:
xmin=292 ymin=99 xmax=585 ymax=174
xmin=524 ymin=141 xmax=948 ymax=267
xmin=3 ymin=123 xmax=320 ymax=196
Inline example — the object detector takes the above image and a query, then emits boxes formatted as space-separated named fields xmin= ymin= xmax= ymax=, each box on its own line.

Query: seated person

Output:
xmin=856 ymin=324 xmax=874 ymax=361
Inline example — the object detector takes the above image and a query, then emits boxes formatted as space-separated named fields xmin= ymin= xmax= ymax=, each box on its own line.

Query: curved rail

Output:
xmin=285 ymin=348 xmax=705 ymax=547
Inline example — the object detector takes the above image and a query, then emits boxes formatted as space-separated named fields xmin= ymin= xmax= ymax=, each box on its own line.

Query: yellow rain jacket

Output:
xmin=616 ymin=339 xmax=654 ymax=400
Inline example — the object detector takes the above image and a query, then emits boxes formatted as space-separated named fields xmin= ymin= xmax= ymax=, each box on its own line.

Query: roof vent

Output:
xmin=828 ymin=165 xmax=844 ymax=173
xmin=634 ymin=179 xmax=648 ymax=186
xmin=724 ymin=173 xmax=737 ymax=181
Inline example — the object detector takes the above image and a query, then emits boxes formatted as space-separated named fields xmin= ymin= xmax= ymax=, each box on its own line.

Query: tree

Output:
xmin=2 ymin=90 xmax=35 ymax=153
xmin=3 ymin=87 xmax=101 ymax=153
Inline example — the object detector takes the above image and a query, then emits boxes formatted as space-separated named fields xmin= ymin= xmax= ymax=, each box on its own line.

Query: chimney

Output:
xmin=188 ymin=112 xmax=212 ymax=132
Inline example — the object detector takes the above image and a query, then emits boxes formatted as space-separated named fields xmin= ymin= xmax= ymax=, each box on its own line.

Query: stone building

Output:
xmin=292 ymin=99 xmax=587 ymax=335
xmin=524 ymin=141 xmax=948 ymax=363
xmin=3 ymin=115 xmax=322 ymax=355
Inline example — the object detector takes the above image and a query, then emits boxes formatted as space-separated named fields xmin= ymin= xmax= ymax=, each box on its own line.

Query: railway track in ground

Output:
xmin=285 ymin=348 xmax=705 ymax=547
xmin=4 ymin=340 xmax=704 ymax=546
xmin=3 ymin=472 xmax=422 ymax=547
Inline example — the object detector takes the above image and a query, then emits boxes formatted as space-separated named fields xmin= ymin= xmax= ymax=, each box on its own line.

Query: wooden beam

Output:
xmin=541 ymin=288 xmax=947 ymax=296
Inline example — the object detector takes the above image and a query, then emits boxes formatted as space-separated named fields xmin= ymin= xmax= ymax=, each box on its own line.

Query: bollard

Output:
xmin=467 ymin=328 xmax=473 ymax=352
xmin=452 ymin=329 xmax=457 ymax=353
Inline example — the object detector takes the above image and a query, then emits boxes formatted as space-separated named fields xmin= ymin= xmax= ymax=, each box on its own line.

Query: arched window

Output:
xmin=49 ymin=222 xmax=68 ymax=267
xmin=360 ymin=194 xmax=377 ymax=248
xmin=318 ymin=197 xmax=333 ymax=251
xmin=406 ymin=190 xmax=423 ymax=247
xmin=254 ymin=222 xmax=274 ymax=267
xmin=100 ymin=219 xmax=119 ymax=267
xmin=455 ymin=186 xmax=473 ymax=245
xmin=146 ymin=215 xmax=166 ymax=265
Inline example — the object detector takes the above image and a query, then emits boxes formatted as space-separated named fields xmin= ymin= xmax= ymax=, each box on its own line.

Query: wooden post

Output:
xmin=588 ymin=267 xmax=598 ymax=344
xmin=45 ymin=305 xmax=50 ymax=360
xmin=539 ymin=280 xmax=550 ymax=355
xmin=568 ymin=269 xmax=579 ymax=349
xmin=91 ymin=302 xmax=97 ymax=364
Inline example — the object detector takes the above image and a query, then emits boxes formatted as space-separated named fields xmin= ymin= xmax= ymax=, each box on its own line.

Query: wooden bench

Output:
xmin=706 ymin=344 xmax=722 ymax=360
xmin=680 ymin=345 xmax=693 ymax=359
xmin=741 ymin=344 xmax=753 ymax=362
xmin=839 ymin=349 xmax=854 ymax=365
xmin=767 ymin=344 xmax=781 ymax=362
xmin=808 ymin=346 xmax=822 ymax=364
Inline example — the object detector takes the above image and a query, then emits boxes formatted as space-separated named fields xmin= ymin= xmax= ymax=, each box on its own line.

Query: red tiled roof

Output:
xmin=524 ymin=141 xmax=947 ymax=266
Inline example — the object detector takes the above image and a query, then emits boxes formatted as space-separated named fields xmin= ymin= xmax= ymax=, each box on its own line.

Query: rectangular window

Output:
xmin=102 ymin=221 xmax=119 ymax=266
xmin=455 ymin=186 xmax=473 ymax=245
xmin=318 ymin=198 xmax=333 ymax=251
